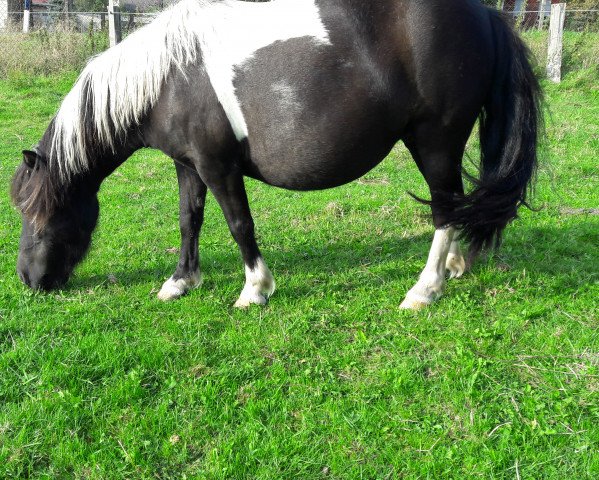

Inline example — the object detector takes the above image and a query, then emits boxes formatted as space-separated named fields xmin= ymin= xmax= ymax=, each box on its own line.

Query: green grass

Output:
xmin=0 ymin=67 xmax=598 ymax=478
xmin=521 ymin=30 xmax=599 ymax=80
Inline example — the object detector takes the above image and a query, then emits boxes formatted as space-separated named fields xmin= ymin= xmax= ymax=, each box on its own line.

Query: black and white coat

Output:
xmin=12 ymin=0 xmax=541 ymax=309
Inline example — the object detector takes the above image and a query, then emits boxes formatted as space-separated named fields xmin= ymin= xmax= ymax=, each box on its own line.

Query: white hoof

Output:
xmin=401 ymin=228 xmax=455 ymax=310
xmin=234 ymin=289 xmax=269 ymax=309
xmin=446 ymin=252 xmax=466 ymax=279
xmin=400 ymin=286 xmax=438 ymax=310
xmin=234 ymin=258 xmax=275 ymax=309
xmin=157 ymin=272 xmax=202 ymax=301
xmin=446 ymin=240 xmax=466 ymax=279
xmin=399 ymin=295 xmax=430 ymax=311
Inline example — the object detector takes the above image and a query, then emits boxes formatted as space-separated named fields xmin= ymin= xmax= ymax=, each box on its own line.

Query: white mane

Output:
xmin=50 ymin=0 xmax=330 ymax=180
xmin=50 ymin=0 xmax=206 ymax=179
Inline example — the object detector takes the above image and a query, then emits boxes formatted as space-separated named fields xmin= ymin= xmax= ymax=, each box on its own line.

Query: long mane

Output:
xmin=49 ymin=0 xmax=209 ymax=181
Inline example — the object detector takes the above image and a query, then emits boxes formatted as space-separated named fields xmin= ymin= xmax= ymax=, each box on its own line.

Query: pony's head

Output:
xmin=11 ymin=149 xmax=99 ymax=291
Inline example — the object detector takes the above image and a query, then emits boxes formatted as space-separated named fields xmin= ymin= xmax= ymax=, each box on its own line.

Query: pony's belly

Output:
xmin=232 ymin=22 xmax=405 ymax=192
xmin=243 ymin=141 xmax=394 ymax=191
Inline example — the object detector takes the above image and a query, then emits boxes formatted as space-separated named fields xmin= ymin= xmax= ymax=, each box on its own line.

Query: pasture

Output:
xmin=1 ymin=40 xmax=598 ymax=480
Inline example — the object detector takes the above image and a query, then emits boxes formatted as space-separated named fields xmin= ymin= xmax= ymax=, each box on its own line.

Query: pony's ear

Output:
xmin=22 ymin=150 xmax=38 ymax=169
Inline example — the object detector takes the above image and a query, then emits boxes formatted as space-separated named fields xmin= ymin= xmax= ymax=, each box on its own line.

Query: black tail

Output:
xmin=445 ymin=10 xmax=542 ymax=258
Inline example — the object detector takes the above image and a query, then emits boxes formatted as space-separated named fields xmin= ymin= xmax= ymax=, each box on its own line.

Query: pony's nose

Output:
xmin=19 ymin=266 xmax=55 ymax=291
xmin=23 ymin=269 xmax=46 ymax=291
xmin=17 ymin=267 xmax=31 ymax=288
xmin=29 ymin=273 xmax=66 ymax=291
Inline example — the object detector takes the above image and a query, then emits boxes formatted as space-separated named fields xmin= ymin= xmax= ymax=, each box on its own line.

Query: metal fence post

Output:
xmin=23 ymin=0 xmax=31 ymax=33
xmin=547 ymin=2 xmax=566 ymax=83
xmin=108 ymin=0 xmax=122 ymax=47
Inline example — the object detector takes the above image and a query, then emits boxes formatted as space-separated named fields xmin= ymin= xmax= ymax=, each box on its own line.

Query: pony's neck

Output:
xmin=41 ymin=121 xmax=143 ymax=191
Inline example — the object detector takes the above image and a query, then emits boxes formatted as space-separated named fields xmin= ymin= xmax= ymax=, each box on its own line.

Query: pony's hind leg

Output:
xmin=197 ymin=166 xmax=274 ymax=308
xmin=446 ymin=230 xmax=466 ymax=279
xmin=158 ymin=161 xmax=207 ymax=301
xmin=400 ymin=126 xmax=469 ymax=309
xmin=400 ymin=227 xmax=456 ymax=310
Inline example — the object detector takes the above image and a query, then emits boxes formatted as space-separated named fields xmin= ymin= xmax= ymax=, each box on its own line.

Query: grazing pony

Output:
xmin=11 ymin=0 xmax=541 ymax=309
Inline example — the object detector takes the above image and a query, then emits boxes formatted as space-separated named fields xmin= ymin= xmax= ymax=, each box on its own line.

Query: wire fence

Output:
xmin=2 ymin=2 xmax=599 ymax=34
xmin=1 ymin=1 xmax=598 ymax=78
xmin=1 ymin=10 xmax=157 ymax=34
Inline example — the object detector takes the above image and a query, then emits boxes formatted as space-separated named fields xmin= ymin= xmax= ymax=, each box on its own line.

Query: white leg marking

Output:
xmin=234 ymin=258 xmax=276 ymax=308
xmin=158 ymin=270 xmax=202 ymax=301
xmin=400 ymin=228 xmax=455 ymax=310
xmin=446 ymin=233 xmax=466 ymax=279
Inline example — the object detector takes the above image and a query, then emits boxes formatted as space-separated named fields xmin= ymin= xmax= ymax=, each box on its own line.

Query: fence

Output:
xmin=0 ymin=10 xmax=154 ymax=35
xmin=507 ymin=7 xmax=599 ymax=32
xmin=1 ymin=1 xmax=598 ymax=81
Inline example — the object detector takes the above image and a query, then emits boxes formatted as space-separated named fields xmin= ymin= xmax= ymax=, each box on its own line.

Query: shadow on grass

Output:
xmin=500 ymin=222 xmax=598 ymax=277
xmin=67 ymin=232 xmax=430 ymax=293
xmin=65 ymin=221 xmax=598 ymax=295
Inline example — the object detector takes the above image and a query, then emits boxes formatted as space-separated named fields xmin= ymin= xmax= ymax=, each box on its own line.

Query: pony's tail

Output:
xmin=446 ymin=10 xmax=542 ymax=259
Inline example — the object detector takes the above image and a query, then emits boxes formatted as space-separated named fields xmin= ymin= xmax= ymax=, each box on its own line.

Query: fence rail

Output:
xmin=2 ymin=11 xmax=156 ymax=34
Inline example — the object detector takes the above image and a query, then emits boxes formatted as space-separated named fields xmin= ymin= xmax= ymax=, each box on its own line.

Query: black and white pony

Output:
xmin=11 ymin=0 xmax=541 ymax=309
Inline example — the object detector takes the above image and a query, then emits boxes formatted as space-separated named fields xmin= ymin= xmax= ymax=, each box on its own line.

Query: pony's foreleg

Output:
xmin=235 ymin=256 xmax=275 ymax=308
xmin=199 ymin=168 xmax=274 ymax=308
xmin=158 ymin=161 xmax=207 ymax=301
xmin=400 ymin=227 xmax=455 ymax=310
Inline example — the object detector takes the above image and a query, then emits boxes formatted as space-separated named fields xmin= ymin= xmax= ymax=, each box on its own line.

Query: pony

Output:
xmin=11 ymin=0 xmax=541 ymax=309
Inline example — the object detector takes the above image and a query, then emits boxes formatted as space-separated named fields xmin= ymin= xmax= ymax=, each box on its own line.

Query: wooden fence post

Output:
xmin=538 ymin=0 xmax=549 ymax=29
xmin=108 ymin=0 xmax=122 ymax=47
xmin=547 ymin=2 xmax=566 ymax=83
xmin=63 ymin=0 xmax=72 ymax=28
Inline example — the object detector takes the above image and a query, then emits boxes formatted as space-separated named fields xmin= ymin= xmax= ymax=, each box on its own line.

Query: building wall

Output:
xmin=504 ymin=0 xmax=542 ymax=13
xmin=503 ymin=0 xmax=548 ymax=28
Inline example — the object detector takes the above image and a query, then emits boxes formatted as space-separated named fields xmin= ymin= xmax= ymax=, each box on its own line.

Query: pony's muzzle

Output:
xmin=17 ymin=263 xmax=67 ymax=291
xmin=17 ymin=266 xmax=31 ymax=289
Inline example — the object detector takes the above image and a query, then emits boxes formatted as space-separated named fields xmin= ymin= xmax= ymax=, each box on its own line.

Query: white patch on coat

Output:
xmin=271 ymin=81 xmax=302 ymax=111
xmin=50 ymin=0 xmax=330 ymax=180
xmin=196 ymin=0 xmax=330 ymax=140
xmin=157 ymin=270 xmax=203 ymax=301
xmin=234 ymin=257 xmax=276 ymax=308
xmin=400 ymin=228 xmax=455 ymax=310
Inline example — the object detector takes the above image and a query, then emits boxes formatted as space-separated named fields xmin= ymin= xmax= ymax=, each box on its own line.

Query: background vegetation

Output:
xmin=1 ymin=26 xmax=597 ymax=83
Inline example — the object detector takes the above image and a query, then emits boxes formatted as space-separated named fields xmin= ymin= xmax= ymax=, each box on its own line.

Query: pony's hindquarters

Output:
xmin=440 ymin=9 xmax=542 ymax=258
xmin=400 ymin=5 xmax=541 ymax=309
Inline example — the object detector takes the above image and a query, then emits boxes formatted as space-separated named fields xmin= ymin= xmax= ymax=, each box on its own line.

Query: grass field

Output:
xmin=0 ymin=64 xmax=598 ymax=477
